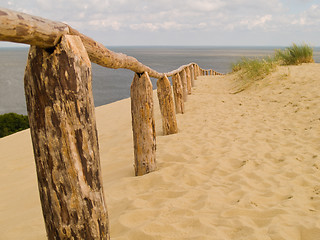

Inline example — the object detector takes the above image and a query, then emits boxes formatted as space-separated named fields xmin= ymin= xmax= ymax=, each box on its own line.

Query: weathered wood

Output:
xmin=194 ymin=64 xmax=198 ymax=79
xmin=68 ymin=27 xmax=163 ymax=78
xmin=0 ymin=7 xmax=69 ymax=48
xmin=24 ymin=35 xmax=110 ymax=239
xmin=197 ymin=65 xmax=201 ymax=77
xmin=131 ymin=72 xmax=156 ymax=176
xmin=172 ymin=73 xmax=184 ymax=114
xmin=193 ymin=64 xmax=198 ymax=79
xmin=165 ymin=62 xmax=194 ymax=77
xmin=157 ymin=75 xmax=178 ymax=135
xmin=185 ymin=67 xmax=192 ymax=94
xmin=190 ymin=65 xmax=195 ymax=87
xmin=179 ymin=69 xmax=188 ymax=102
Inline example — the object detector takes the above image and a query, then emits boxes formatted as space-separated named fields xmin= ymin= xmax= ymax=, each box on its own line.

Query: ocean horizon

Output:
xmin=1 ymin=46 xmax=320 ymax=115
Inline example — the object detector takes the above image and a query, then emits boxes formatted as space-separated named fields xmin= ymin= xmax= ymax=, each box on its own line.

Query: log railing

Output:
xmin=0 ymin=7 xmax=223 ymax=240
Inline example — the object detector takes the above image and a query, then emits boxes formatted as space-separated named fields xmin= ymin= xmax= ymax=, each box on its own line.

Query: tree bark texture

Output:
xmin=131 ymin=72 xmax=156 ymax=176
xmin=172 ymin=73 xmax=184 ymax=114
xmin=24 ymin=35 xmax=110 ymax=240
xmin=185 ymin=67 xmax=192 ymax=95
xmin=156 ymin=75 xmax=178 ymax=135
xmin=179 ymin=69 xmax=188 ymax=102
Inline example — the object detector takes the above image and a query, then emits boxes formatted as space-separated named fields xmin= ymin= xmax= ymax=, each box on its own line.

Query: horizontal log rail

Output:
xmin=0 ymin=7 xmax=225 ymax=240
xmin=0 ymin=7 xmax=223 ymax=78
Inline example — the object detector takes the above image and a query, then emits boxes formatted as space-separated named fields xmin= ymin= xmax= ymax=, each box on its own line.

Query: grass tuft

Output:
xmin=230 ymin=43 xmax=314 ymax=93
xmin=231 ymin=56 xmax=277 ymax=93
xmin=275 ymin=43 xmax=314 ymax=65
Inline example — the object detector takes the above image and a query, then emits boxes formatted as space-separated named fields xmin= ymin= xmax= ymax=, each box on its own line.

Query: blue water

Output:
xmin=1 ymin=46 xmax=319 ymax=115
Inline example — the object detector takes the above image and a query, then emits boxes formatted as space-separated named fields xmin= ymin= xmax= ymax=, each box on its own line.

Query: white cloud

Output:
xmin=130 ymin=23 xmax=159 ymax=31
xmin=191 ymin=0 xmax=226 ymax=12
xmin=1 ymin=0 xmax=320 ymax=46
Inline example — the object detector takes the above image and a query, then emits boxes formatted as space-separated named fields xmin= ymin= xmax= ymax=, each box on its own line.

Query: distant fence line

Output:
xmin=0 ymin=7 xmax=224 ymax=240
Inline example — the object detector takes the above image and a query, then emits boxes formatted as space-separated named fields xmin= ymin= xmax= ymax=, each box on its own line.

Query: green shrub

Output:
xmin=275 ymin=43 xmax=314 ymax=65
xmin=0 ymin=113 xmax=29 ymax=138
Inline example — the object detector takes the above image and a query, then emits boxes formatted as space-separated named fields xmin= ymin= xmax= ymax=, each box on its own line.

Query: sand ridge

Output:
xmin=0 ymin=63 xmax=319 ymax=239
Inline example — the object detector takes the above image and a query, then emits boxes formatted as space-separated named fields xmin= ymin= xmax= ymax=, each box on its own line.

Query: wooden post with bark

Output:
xmin=172 ymin=73 xmax=184 ymax=114
xmin=179 ymin=69 xmax=188 ymax=102
xmin=190 ymin=65 xmax=195 ymax=87
xmin=185 ymin=67 xmax=192 ymax=94
xmin=194 ymin=64 xmax=199 ymax=79
xmin=157 ymin=75 xmax=178 ymax=135
xmin=24 ymin=35 xmax=110 ymax=239
xmin=131 ymin=72 xmax=156 ymax=176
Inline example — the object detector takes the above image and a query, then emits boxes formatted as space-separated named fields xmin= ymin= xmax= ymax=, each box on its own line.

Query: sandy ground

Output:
xmin=0 ymin=63 xmax=320 ymax=239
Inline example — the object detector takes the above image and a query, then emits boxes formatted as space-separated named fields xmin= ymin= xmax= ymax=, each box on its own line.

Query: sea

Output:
xmin=1 ymin=46 xmax=319 ymax=115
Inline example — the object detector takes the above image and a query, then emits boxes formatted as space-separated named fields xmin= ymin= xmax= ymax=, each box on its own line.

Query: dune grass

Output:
xmin=231 ymin=43 xmax=314 ymax=93
xmin=232 ymin=56 xmax=276 ymax=81
xmin=275 ymin=43 xmax=314 ymax=65
xmin=231 ymin=56 xmax=277 ymax=93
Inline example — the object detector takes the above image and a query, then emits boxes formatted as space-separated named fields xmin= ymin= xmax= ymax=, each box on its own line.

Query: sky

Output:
xmin=1 ymin=0 xmax=320 ymax=47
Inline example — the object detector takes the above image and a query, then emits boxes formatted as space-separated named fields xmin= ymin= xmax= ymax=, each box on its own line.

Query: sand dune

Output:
xmin=1 ymin=63 xmax=320 ymax=239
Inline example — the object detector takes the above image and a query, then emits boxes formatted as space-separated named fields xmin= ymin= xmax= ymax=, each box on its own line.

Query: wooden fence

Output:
xmin=0 ymin=7 xmax=224 ymax=240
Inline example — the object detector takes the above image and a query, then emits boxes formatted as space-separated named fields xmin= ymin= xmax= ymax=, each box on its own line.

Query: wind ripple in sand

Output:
xmin=103 ymin=64 xmax=320 ymax=240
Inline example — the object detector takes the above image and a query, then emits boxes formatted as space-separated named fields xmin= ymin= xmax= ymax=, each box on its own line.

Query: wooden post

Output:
xmin=131 ymin=72 xmax=156 ymax=176
xmin=172 ymin=73 xmax=185 ymax=114
xmin=24 ymin=35 xmax=110 ymax=239
xmin=157 ymin=75 xmax=178 ymax=135
xmin=194 ymin=64 xmax=198 ymax=79
xmin=190 ymin=65 xmax=195 ymax=87
xmin=179 ymin=69 xmax=188 ymax=102
xmin=210 ymin=69 xmax=213 ymax=75
xmin=185 ymin=67 xmax=192 ymax=94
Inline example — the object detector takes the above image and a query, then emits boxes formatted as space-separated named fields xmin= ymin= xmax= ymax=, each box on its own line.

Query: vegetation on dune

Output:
xmin=0 ymin=113 xmax=29 ymax=138
xmin=275 ymin=43 xmax=314 ymax=65
xmin=231 ymin=43 xmax=314 ymax=93
xmin=232 ymin=56 xmax=277 ymax=81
